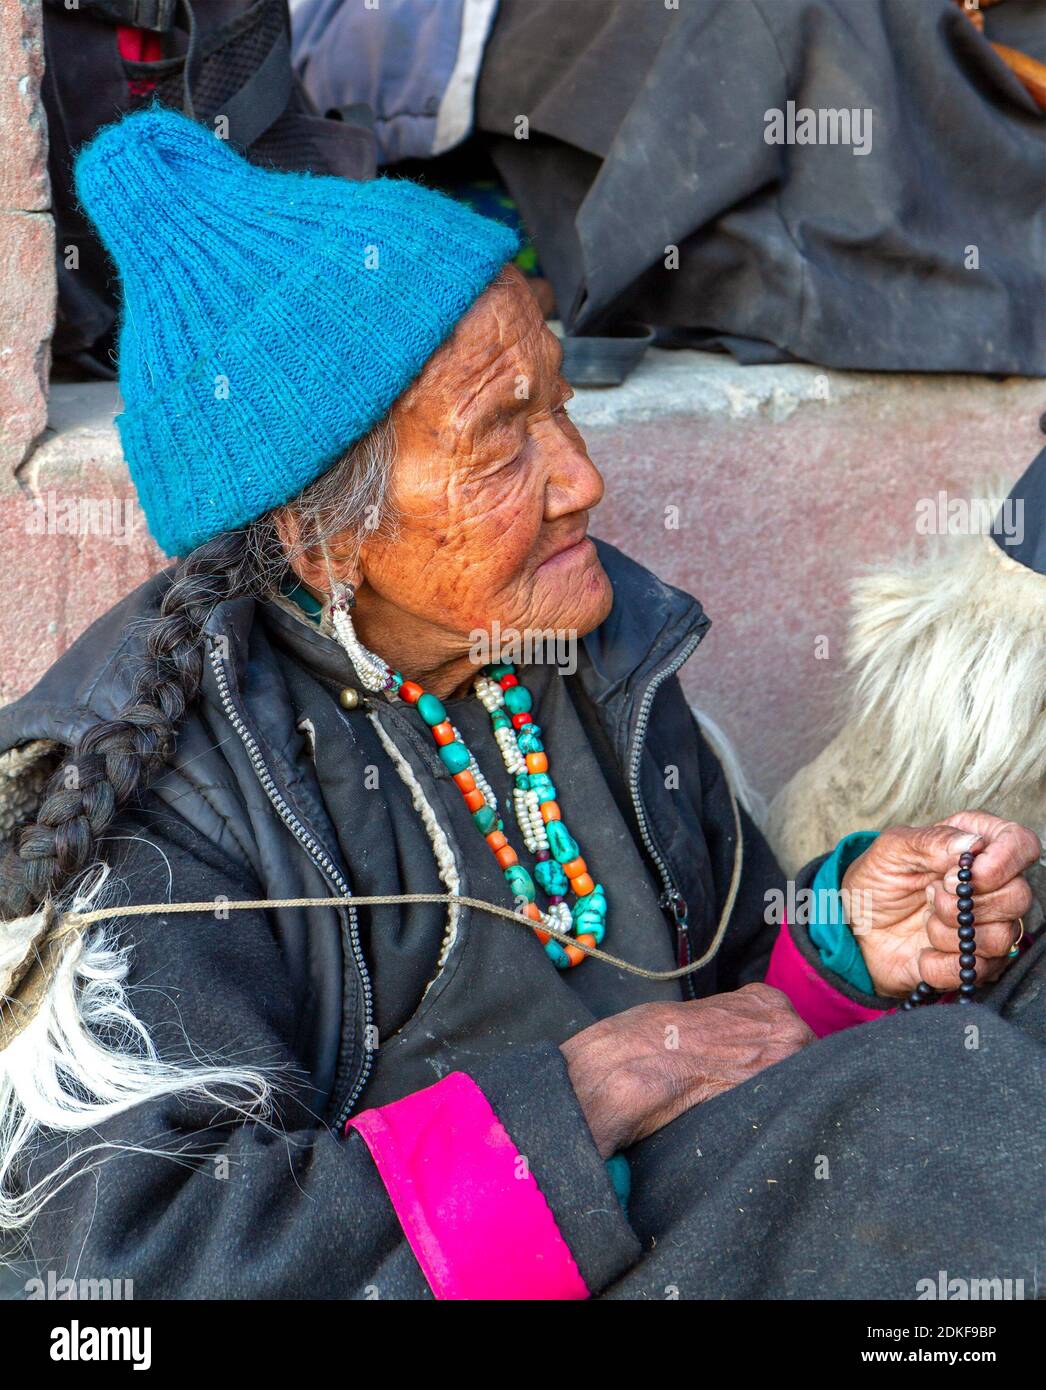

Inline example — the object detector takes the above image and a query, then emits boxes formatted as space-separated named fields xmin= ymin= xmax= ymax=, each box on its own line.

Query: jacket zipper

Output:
xmin=208 ymin=641 xmax=375 ymax=1128
xmin=625 ymin=628 xmax=704 ymax=995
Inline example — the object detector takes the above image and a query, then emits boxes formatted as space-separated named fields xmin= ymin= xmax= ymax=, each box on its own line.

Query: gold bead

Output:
xmin=339 ymin=687 xmax=360 ymax=710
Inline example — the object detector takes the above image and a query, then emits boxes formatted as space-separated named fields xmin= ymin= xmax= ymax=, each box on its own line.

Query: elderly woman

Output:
xmin=0 ymin=109 xmax=1042 ymax=1301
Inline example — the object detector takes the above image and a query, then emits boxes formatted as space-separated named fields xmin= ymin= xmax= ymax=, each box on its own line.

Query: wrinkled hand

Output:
xmin=560 ymin=984 xmax=814 ymax=1158
xmin=842 ymin=812 xmax=1040 ymax=998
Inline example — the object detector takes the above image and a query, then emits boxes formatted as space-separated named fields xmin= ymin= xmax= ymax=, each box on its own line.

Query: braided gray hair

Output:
xmin=0 ymin=418 xmax=396 ymax=919
xmin=0 ymin=420 xmax=396 ymax=1236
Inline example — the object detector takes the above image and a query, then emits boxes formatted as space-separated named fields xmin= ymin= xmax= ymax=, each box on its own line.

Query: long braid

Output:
xmin=0 ymin=532 xmax=255 ymax=918
xmin=0 ymin=423 xmax=398 ymax=1238
xmin=0 ymin=422 xmax=397 ymax=922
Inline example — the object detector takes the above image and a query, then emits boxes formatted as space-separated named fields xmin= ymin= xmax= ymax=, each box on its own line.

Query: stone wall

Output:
xmin=0 ymin=0 xmax=54 ymax=479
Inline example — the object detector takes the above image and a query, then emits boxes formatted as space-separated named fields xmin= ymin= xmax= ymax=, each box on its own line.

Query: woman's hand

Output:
xmin=842 ymin=812 xmax=1040 ymax=998
xmin=560 ymin=984 xmax=814 ymax=1158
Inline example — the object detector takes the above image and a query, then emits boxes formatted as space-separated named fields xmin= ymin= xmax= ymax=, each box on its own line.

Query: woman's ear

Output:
xmin=273 ymin=507 xmax=361 ymax=594
xmin=272 ymin=506 xmax=302 ymax=570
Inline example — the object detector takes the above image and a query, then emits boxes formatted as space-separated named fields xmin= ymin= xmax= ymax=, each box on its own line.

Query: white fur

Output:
xmin=0 ymin=867 xmax=270 ymax=1237
xmin=766 ymin=531 xmax=1046 ymax=877
xmin=847 ymin=534 xmax=1046 ymax=829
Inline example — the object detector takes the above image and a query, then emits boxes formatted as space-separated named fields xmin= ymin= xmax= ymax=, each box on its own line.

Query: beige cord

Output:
xmin=62 ymin=790 xmax=745 ymax=985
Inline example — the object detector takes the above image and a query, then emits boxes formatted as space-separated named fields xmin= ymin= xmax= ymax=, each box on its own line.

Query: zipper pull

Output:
xmin=660 ymin=887 xmax=690 ymax=966
xmin=660 ymin=887 xmax=688 ymax=925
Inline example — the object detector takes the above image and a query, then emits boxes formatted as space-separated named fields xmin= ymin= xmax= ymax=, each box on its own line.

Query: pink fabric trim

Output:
xmin=347 ymin=1071 xmax=589 ymax=1301
xmin=766 ymin=916 xmax=887 ymax=1037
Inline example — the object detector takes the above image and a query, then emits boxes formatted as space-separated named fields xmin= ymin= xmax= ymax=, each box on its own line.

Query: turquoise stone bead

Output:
xmin=488 ymin=663 xmax=515 ymax=678
xmin=491 ymin=711 xmax=511 ymax=730
xmin=546 ymin=820 xmax=579 ymax=864
xmin=572 ymin=883 xmax=607 ymax=924
xmin=572 ymin=884 xmax=607 ymax=944
xmin=439 ymin=741 xmax=470 ymax=775
xmin=519 ymin=722 xmax=541 ymax=737
xmin=417 ymin=692 xmax=447 ymax=726
xmin=534 ymin=858 xmax=569 ymax=896
xmin=504 ymin=864 xmax=536 ymax=902
xmin=503 ymin=685 xmax=532 ymax=715
xmin=544 ymin=938 xmax=570 ymax=969
xmin=585 ymin=918 xmax=606 ymax=946
xmin=528 ymin=773 xmax=556 ymax=804
xmin=472 ymin=804 xmax=496 ymax=834
xmin=516 ymin=730 xmax=544 ymax=755
xmin=515 ymin=772 xmax=530 ymax=791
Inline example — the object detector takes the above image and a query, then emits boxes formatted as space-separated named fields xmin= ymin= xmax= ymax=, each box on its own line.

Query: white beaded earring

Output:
xmin=327 ymin=578 xmax=396 ymax=694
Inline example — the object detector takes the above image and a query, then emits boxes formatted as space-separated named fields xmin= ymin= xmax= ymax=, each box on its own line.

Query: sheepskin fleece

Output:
xmin=767 ymin=534 xmax=1046 ymax=905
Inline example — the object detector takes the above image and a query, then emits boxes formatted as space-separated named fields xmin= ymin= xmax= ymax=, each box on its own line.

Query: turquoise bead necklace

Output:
xmin=403 ymin=663 xmax=609 ymax=969
xmin=326 ymin=585 xmax=607 ymax=968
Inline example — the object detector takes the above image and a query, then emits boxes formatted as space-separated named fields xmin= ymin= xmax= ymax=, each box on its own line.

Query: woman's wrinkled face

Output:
xmin=356 ymin=267 xmax=612 ymax=653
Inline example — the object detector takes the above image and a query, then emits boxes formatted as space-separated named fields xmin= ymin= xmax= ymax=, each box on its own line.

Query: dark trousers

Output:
xmin=607 ymin=935 xmax=1046 ymax=1299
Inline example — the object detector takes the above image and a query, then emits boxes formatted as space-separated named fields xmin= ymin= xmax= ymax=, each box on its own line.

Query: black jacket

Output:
xmin=3 ymin=541 xmax=847 ymax=1297
xmin=478 ymin=0 xmax=1046 ymax=375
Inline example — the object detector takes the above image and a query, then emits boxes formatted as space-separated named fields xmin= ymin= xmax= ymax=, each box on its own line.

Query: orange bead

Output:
xmin=453 ymin=770 xmax=476 ymax=793
xmin=525 ymin=751 xmax=549 ymax=774
xmin=576 ymin=933 xmax=597 ymax=951
xmin=494 ymin=844 xmax=518 ymax=870
xmin=486 ymin=830 xmax=507 ymax=852
xmin=431 ymin=720 xmax=455 ymax=746
xmin=533 ymin=928 xmax=551 ymax=945
xmin=524 ymin=903 xmax=544 ymax=923
xmin=570 ymin=872 xmax=595 ymax=897
xmin=564 ymin=943 xmax=586 ymax=968
xmin=561 ymin=856 xmax=587 ymax=879
xmin=463 ymin=788 xmax=485 ymax=813
xmin=399 ymin=680 xmax=423 ymax=704
xmin=540 ymin=800 xmax=561 ymax=822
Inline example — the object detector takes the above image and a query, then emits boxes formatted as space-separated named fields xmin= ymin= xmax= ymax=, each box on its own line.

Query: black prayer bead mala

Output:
xmin=902 ymin=849 xmax=978 ymax=1010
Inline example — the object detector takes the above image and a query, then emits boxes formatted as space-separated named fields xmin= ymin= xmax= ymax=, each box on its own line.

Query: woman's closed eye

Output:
xmin=497 ymin=391 xmax=574 ymax=466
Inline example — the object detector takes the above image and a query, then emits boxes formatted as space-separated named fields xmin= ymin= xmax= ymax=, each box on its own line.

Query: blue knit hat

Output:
xmin=74 ymin=107 xmax=520 ymax=556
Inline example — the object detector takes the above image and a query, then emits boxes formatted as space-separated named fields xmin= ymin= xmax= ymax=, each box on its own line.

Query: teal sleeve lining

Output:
xmin=808 ymin=830 xmax=880 ymax=993
xmin=605 ymin=1154 xmax=631 ymax=1214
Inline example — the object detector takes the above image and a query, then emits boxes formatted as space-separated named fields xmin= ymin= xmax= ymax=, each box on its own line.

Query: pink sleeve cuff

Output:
xmin=766 ymin=915 xmax=888 ymax=1037
xmin=347 ymin=1071 xmax=589 ymax=1301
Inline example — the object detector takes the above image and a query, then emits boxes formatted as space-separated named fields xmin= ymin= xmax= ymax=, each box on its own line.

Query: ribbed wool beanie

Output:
xmin=74 ymin=107 xmax=520 ymax=556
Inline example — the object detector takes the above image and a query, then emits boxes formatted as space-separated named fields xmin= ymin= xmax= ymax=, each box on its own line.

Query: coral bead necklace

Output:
xmin=327 ymin=586 xmax=606 ymax=969
xmin=400 ymin=663 xmax=608 ymax=968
